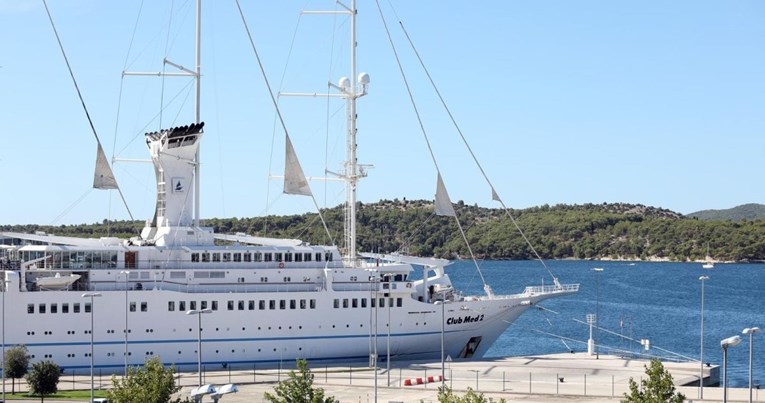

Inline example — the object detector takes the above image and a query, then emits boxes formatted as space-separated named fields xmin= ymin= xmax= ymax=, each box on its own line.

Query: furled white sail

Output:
xmin=283 ymin=134 xmax=312 ymax=196
xmin=435 ymin=173 xmax=456 ymax=217
xmin=491 ymin=187 xmax=502 ymax=202
xmin=93 ymin=143 xmax=118 ymax=189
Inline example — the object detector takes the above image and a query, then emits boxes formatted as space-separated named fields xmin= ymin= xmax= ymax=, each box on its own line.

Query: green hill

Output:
xmin=687 ymin=203 xmax=765 ymax=221
xmin=4 ymin=200 xmax=765 ymax=262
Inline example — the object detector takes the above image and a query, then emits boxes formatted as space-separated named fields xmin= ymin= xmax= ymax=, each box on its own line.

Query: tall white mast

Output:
xmin=193 ymin=0 xmax=202 ymax=227
xmin=344 ymin=0 xmax=359 ymax=263
xmin=282 ymin=0 xmax=369 ymax=263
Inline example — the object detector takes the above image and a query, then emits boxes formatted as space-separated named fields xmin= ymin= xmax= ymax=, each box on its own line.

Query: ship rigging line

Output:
xmin=395 ymin=21 xmax=560 ymax=288
xmin=41 ymin=0 xmax=134 ymax=221
xmin=374 ymin=0 xmax=490 ymax=295
xmin=235 ymin=0 xmax=334 ymax=246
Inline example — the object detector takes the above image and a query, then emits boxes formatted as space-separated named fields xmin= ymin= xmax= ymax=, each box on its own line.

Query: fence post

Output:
xmin=503 ymin=371 xmax=506 ymax=391
xmin=556 ymin=373 xmax=559 ymax=395
xmin=529 ymin=372 xmax=532 ymax=393
xmin=612 ymin=374 xmax=615 ymax=397
xmin=424 ymin=368 xmax=427 ymax=388
xmin=228 ymin=364 xmax=231 ymax=383
xmin=326 ymin=365 xmax=328 ymax=383
xmin=349 ymin=364 xmax=352 ymax=384
xmin=253 ymin=363 xmax=256 ymax=383
xmin=584 ymin=373 xmax=587 ymax=396
xmin=475 ymin=370 xmax=479 ymax=391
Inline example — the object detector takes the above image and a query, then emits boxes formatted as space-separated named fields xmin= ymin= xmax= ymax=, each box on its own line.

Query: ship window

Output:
xmin=310 ymin=299 xmax=316 ymax=309
xmin=74 ymin=303 xmax=81 ymax=313
xmin=51 ymin=303 xmax=58 ymax=314
xmin=201 ymin=253 xmax=210 ymax=262
xmin=300 ymin=300 xmax=306 ymax=309
xmin=170 ymin=271 xmax=185 ymax=279
xmin=27 ymin=304 xmax=34 ymax=314
xmin=279 ymin=300 xmax=286 ymax=310
xmin=315 ymin=253 xmax=322 ymax=262
xmin=254 ymin=253 xmax=262 ymax=262
xmin=201 ymin=301 xmax=208 ymax=310
xmin=361 ymin=298 xmax=367 ymax=308
xmin=210 ymin=272 xmax=225 ymax=279
xmin=263 ymin=253 xmax=272 ymax=262
xmin=290 ymin=300 xmax=296 ymax=309
xmin=274 ymin=253 xmax=283 ymax=262
xmin=269 ymin=300 xmax=276 ymax=310
xmin=259 ymin=300 xmax=266 ymax=310
xmin=397 ymin=298 xmax=403 ymax=307
xmin=179 ymin=301 xmax=186 ymax=311
xmin=283 ymin=277 xmax=290 ymax=282
xmin=285 ymin=253 xmax=293 ymax=262
xmin=243 ymin=253 xmax=251 ymax=262
xmin=379 ymin=298 xmax=385 ymax=308
xmin=227 ymin=301 xmax=234 ymax=311
xmin=248 ymin=300 xmax=255 ymax=310
xmin=352 ymin=299 xmax=358 ymax=308
xmin=141 ymin=302 xmax=147 ymax=312
xmin=129 ymin=302 xmax=136 ymax=312
xmin=211 ymin=301 xmax=218 ymax=311
xmin=62 ymin=303 xmax=69 ymax=313
xmin=223 ymin=253 xmax=231 ymax=262
xmin=190 ymin=301 xmax=197 ymax=310
xmin=260 ymin=277 xmax=268 ymax=283
xmin=325 ymin=252 xmax=333 ymax=261
xmin=191 ymin=253 xmax=199 ymax=262
xmin=168 ymin=301 xmax=175 ymax=311
xmin=38 ymin=304 xmax=46 ymax=314
xmin=233 ymin=253 xmax=241 ymax=262
xmin=194 ymin=272 xmax=210 ymax=279
xmin=371 ymin=299 xmax=376 ymax=308
xmin=84 ymin=303 xmax=91 ymax=313
xmin=304 ymin=253 xmax=312 ymax=262
xmin=294 ymin=253 xmax=302 ymax=262
xmin=342 ymin=299 xmax=349 ymax=308
xmin=212 ymin=253 xmax=221 ymax=262
xmin=238 ymin=301 xmax=244 ymax=310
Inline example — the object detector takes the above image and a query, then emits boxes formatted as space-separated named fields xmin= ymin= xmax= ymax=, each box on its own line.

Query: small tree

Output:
xmin=25 ymin=360 xmax=61 ymax=403
xmin=437 ymin=386 xmax=507 ymax=403
xmin=4 ymin=344 xmax=30 ymax=394
xmin=264 ymin=359 xmax=338 ymax=403
xmin=107 ymin=356 xmax=191 ymax=403
xmin=622 ymin=359 xmax=686 ymax=403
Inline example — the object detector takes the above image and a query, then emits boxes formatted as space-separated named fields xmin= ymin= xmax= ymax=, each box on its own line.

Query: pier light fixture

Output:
xmin=721 ymin=335 xmax=742 ymax=403
xmin=120 ymin=270 xmax=130 ymax=376
xmin=81 ymin=292 xmax=102 ymax=403
xmin=699 ymin=275 xmax=709 ymax=399
xmin=187 ymin=308 xmax=213 ymax=388
xmin=743 ymin=327 xmax=761 ymax=403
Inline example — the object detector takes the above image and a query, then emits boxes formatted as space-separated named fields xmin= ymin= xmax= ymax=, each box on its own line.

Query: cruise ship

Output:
xmin=0 ymin=1 xmax=578 ymax=374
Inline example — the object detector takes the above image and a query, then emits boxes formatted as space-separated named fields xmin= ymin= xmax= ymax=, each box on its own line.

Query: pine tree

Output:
xmin=622 ymin=359 xmax=685 ymax=403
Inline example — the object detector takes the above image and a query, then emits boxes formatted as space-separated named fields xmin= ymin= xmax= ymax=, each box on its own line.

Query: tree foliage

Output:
xmin=107 ymin=356 xmax=191 ymax=403
xmin=264 ymin=359 xmax=338 ymax=403
xmin=25 ymin=360 xmax=61 ymax=403
xmin=6 ymin=200 xmax=765 ymax=262
xmin=4 ymin=344 xmax=29 ymax=394
xmin=437 ymin=386 xmax=506 ymax=403
xmin=622 ymin=359 xmax=685 ymax=403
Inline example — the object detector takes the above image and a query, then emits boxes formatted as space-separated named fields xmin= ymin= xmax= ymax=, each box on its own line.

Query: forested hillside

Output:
xmin=3 ymin=200 xmax=765 ymax=262
xmin=687 ymin=203 xmax=765 ymax=221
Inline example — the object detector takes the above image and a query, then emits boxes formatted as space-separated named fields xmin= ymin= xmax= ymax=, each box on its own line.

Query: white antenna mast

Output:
xmin=281 ymin=0 xmax=369 ymax=263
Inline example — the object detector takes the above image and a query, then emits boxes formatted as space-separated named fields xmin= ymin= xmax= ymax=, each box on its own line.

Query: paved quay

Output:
xmin=9 ymin=353 xmax=761 ymax=402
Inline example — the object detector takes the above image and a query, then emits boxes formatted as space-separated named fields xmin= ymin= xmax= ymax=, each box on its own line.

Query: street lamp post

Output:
xmin=699 ymin=275 xmax=709 ymax=399
xmin=82 ymin=292 xmax=103 ymax=403
xmin=384 ymin=274 xmax=392 ymax=387
xmin=121 ymin=270 xmax=130 ymax=376
xmin=721 ymin=335 xmax=742 ymax=403
xmin=438 ymin=300 xmax=446 ymax=389
xmin=187 ymin=309 xmax=212 ymax=387
xmin=743 ymin=327 xmax=761 ymax=403
xmin=2 ymin=271 xmax=6 ymax=403
xmin=592 ymin=268 xmax=604 ymax=359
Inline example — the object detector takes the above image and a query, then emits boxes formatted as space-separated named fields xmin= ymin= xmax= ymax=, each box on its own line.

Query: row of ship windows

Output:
xmin=27 ymin=302 xmax=148 ymax=314
xmin=168 ymin=299 xmax=319 ymax=311
xmin=190 ymin=252 xmax=333 ymax=263
xmin=333 ymin=297 xmax=403 ymax=309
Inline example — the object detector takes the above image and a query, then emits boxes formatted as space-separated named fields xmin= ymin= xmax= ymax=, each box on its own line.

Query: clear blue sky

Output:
xmin=1 ymin=1 xmax=764 ymax=225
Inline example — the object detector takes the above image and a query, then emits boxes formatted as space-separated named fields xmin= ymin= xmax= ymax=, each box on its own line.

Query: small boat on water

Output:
xmin=702 ymin=243 xmax=715 ymax=269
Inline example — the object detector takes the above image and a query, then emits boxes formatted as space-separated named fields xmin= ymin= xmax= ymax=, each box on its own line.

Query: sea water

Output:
xmin=445 ymin=260 xmax=765 ymax=388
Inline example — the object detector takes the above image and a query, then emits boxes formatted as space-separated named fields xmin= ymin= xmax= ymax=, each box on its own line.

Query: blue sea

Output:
xmin=445 ymin=260 xmax=765 ymax=388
